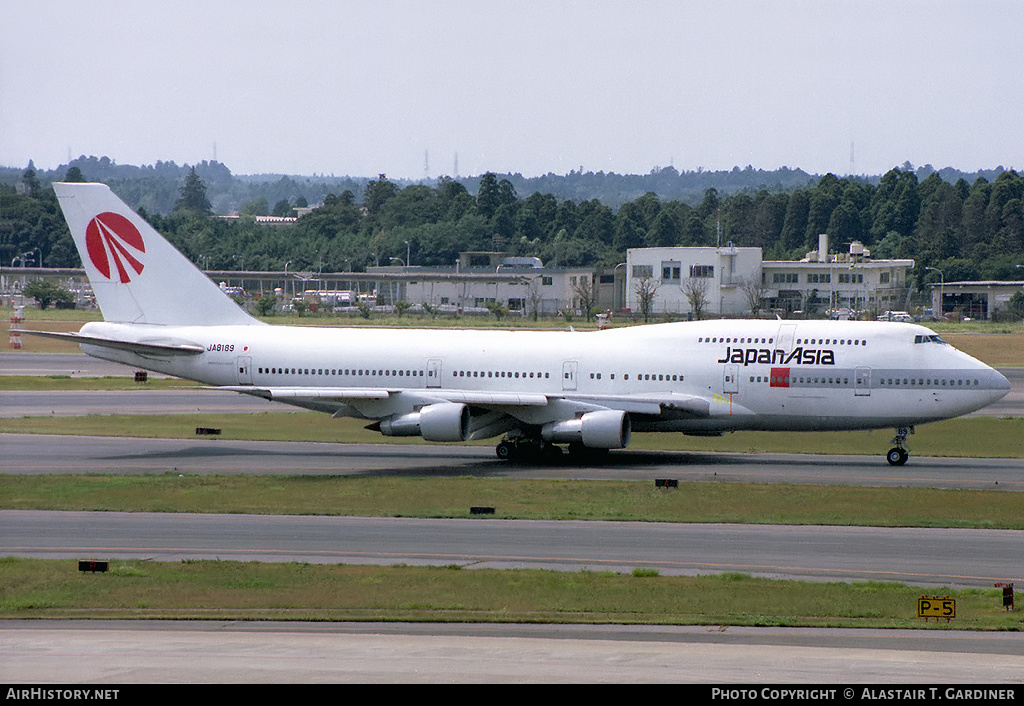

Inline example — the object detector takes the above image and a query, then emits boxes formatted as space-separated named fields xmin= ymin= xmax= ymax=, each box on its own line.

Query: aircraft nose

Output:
xmin=994 ymin=369 xmax=1011 ymax=394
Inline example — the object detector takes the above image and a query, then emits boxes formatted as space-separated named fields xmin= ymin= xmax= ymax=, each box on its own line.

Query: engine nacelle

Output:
xmin=541 ymin=410 xmax=631 ymax=449
xmin=378 ymin=402 xmax=470 ymax=442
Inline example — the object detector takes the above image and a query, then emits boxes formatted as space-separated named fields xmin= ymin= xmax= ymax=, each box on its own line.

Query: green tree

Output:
xmin=484 ymin=300 xmax=509 ymax=320
xmin=1005 ymin=291 xmax=1024 ymax=319
xmin=240 ymin=197 xmax=269 ymax=217
xmin=778 ymin=190 xmax=810 ymax=255
xmin=174 ymin=167 xmax=212 ymax=215
xmin=364 ymin=175 xmax=398 ymax=217
xmin=645 ymin=210 xmax=679 ymax=247
xmin=805 ymin=173 xmax=844 ymax=249
xmin=254 ymin=293 xmax=277 ymax=316
xmin=22 ymin=166 xmax=42 ymax=198
xmin=476 ymin=172 xmax=500 ymax=219
xmin=613 ymin=216 xmax=644 ymax=251
xmin=394 ymin=300 xmax=412 ymax=317
xmin=22 ymin=279 xmax=74 ymax=309
xmin=869 ymin=168 xmax=919 ymax=244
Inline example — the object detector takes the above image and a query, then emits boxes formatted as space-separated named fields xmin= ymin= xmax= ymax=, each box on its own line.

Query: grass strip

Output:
xmin=2 ymin=412 xmax=1021 ymax=458
xmin=2 ymin=476 xmax=1022 ymax=528
xmin=1 ymin=557 xmax=1017 ymax=630
xmin=0 ymin=376 xmax=200 ymax=390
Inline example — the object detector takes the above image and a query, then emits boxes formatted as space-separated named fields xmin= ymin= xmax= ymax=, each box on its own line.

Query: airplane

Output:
xmin=34 ymin=182 xmax=1010 ymax=466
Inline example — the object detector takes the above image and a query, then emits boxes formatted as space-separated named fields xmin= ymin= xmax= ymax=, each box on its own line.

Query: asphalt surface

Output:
xmin=5 ymin=509 xmax=1022 ymax=588
xmin=3 ymin=621 xmax=1023 ymax=683
xmin=3 ymin=433 xmax=1023 ymax=489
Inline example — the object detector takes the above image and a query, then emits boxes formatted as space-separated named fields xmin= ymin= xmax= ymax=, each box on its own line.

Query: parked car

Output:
xmin=876 ymin=311 xmax=913 ymax=322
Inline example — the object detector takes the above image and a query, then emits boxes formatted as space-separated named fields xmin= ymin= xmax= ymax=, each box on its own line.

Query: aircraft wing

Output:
xmin=211 ymin=385 xmax=708 ymax=419
xmin=212 ymin=385 xmax=548 ymax=406
xmin=561 ymin=392 xmax=710 ymax=417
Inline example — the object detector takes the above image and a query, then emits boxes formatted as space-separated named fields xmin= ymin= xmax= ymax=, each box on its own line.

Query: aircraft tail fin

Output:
xmin=53 ymin=182 xmax=259 ymax=326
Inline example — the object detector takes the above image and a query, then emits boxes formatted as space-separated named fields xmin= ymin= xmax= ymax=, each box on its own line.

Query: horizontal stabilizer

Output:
xmin=21 ymin=329 xmax=204 ymax=355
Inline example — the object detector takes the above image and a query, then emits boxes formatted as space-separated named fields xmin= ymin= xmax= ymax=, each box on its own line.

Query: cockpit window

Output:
xmin=914 ymin=334 xmax=949 ymax=345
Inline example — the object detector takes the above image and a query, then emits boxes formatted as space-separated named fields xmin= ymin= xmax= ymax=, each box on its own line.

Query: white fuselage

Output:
xmin=77 ymin=318 xmax=1010 ymax=435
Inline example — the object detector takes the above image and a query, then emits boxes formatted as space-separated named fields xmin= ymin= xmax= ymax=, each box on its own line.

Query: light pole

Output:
xmin=389 ymin=258 xmax=404 ymax=306
xmin=925 ymin=266 xmax=943 ymax=318
xmin=613 ymin=262 xmax=626 ymax=312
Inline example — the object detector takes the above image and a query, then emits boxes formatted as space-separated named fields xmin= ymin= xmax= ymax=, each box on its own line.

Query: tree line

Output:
xmin=2 ymin=160 xmax=1022 ymax=295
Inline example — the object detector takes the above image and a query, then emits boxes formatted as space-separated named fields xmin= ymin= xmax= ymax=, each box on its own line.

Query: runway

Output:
xmin=2 ymin=432 xmax=1022 ymax=490
xmin=4 ymin=509 xmax=1023 ymax=588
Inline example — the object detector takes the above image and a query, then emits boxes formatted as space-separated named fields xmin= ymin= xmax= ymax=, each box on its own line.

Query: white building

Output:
xmin=623 ymin=236 xmax=915 ymax=318
xmin=762 ymin=236 xmax=914 ymax=317
xmin=366 ymin=262 xmax=598 ymax=317
xmin=625 ymin=245 xmax=763 ymax=317
xmin=928 ymin=280 xmax=1024 ymax=320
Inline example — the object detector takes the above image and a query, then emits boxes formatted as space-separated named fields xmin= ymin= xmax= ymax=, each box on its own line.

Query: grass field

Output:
xmin=1 ymin=558 xmax=1017 ymax=629
xmin=2 ymin=475 xmax=1023 ymax=528
xmin=0 ymin=376 xmax=199 ymax=390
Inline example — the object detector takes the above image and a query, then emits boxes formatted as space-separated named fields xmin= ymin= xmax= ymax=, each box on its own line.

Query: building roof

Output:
xmin=928 ymin=280 xmax=1024 ymax=287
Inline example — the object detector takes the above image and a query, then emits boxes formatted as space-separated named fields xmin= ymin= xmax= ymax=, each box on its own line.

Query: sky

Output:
xmin=3 ymin=0 xmax=1022 ymax=180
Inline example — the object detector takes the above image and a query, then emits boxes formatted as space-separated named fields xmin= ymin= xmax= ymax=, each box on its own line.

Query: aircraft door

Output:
xmin=776 ymin=324 xmax=797 ymax=351
xmin=562 ymin=361 xmax=578 ymax=391
xmin=236 ymin=356 xmax=252 ymax=385
xmin=723 ymin=364 xmax=739 ymax=394
xmin=855 ymin=366 xmax=871 ymax=396
xmin=426 ymin=358 xmax=442 ymax=388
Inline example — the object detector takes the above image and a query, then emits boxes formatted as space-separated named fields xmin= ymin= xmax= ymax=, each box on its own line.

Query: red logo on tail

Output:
xmin=85 ymin=212 xmax=146 ymax=283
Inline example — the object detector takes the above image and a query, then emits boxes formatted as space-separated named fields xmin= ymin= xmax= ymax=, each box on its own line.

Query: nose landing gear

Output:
xmin=886 ymin=426 xmax=913 ymax=466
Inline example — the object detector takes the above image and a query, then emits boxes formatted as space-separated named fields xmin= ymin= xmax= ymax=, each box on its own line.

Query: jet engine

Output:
xmin=378 ymin=402 xmax=470 ymax=442
xmin=541 ymin=410 xmax=631 ymax=449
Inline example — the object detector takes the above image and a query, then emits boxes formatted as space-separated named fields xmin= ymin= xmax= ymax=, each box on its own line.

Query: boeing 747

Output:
xmin=35 ymin=182 xmax=1010 ymax=466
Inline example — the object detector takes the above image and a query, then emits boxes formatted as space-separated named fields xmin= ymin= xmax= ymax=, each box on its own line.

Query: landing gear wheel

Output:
xmin=886 ymin=426 xmax=913 ymax=466
xmin=495 ymin=440 xmax=515 ymax=461
xmin=496 ymin=438 xmax=564 ymax=464
xmin=886 ymin=447 xmax=909 ymax=466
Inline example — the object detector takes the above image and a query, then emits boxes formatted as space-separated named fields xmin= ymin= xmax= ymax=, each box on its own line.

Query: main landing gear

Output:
xmin=886 ymin=426 xmax=913 ymax=466
xmin=495 ymin=437 xmax=564 ymax=463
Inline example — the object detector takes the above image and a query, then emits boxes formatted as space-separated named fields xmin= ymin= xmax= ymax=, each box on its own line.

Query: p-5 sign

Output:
xmin=918 ymin=596 xmax=955 ymax=620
